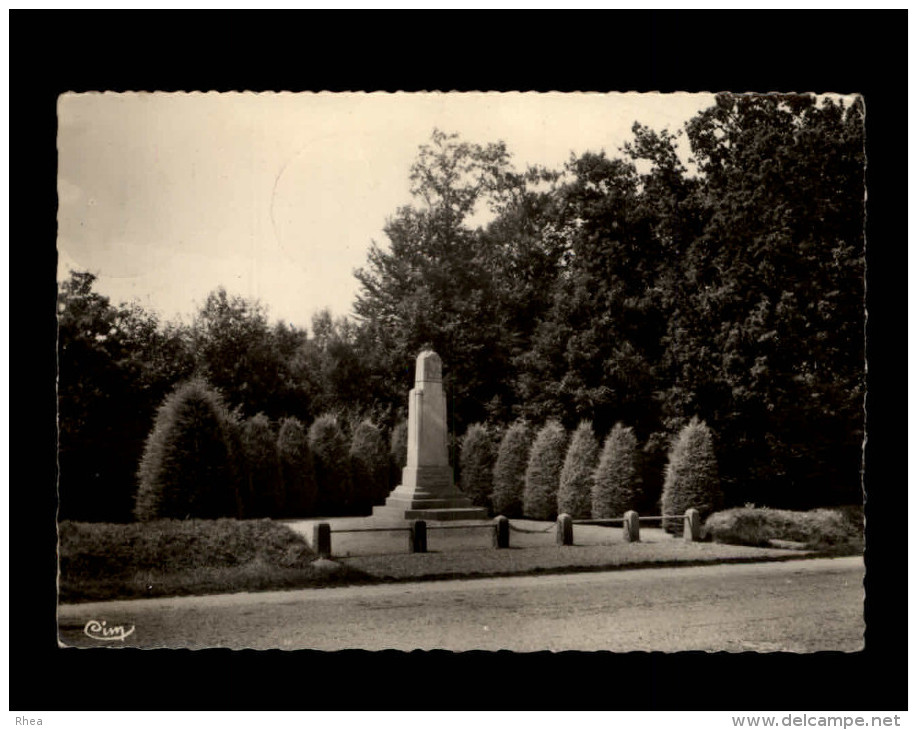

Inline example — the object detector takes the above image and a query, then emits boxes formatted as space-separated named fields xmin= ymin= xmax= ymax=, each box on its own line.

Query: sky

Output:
xmin=57 ymin=92 xmax=717 ymax=330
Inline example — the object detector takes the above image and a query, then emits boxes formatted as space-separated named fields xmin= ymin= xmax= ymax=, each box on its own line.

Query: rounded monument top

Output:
xmin=415 ymin=350 xmax=442 ymax=382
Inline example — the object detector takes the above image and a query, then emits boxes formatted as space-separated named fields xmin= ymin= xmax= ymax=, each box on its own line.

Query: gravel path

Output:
xmin=57 ymin=556 xmax=864 ymax=652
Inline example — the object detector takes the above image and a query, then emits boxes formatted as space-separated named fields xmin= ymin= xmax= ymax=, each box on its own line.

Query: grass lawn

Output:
xmin=336 ymin=537 xmax=823 ymax=583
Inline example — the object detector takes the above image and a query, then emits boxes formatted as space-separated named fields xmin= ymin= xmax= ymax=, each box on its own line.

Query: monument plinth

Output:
xmin=373 ymin=350 xmax=487 ymax=522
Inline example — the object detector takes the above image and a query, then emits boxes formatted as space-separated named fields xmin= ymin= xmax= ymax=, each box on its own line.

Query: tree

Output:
xmin=557 ymin=421 xmax=598 ymax=519
xmin=57 ymin=271 xmax=194 ymax=521
xmin=191 ymin=287 xmax=311 ymax=421
xmin=592 ymin=423 xmax=643 ymax=518
xmin=353 ymin=130 xmax=525 ymax=433
xmin=239 ymin=413 xmax=283 ymax=517
xmin=660 ymin=93 xmax=866 ymax=507
xmin=299 ymin=308 xmax=374 ymax=417
xmin=476 ymin=167 xmax=567 ymax=424
xmin=349 ymin=420 xmax=390 ymax=513
xmin=491 ymin=421 xmax=532 ymax=518
xmin=277 ymin=417 xmax=317 ymax=517
xmin=58 ymin=271 xmax=132 ymax=521
xmin=661 ymin=417 xmax=722 ymax=534
xmin=523 ymin=421 xmax=568 ymax=520
xmin=134 ymin=379 xmax=239 ymax=520
xmin=514 ymin=152 xmax=666 ymax=437
xmin=459 ymin=423 xmax=498 ymax=512
xmin=309 ymin=414 xmax=352 ymax=516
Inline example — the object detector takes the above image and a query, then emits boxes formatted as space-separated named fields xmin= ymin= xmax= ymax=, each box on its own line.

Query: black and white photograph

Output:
xmin=54 ymin=90 xmax=867 ymax=654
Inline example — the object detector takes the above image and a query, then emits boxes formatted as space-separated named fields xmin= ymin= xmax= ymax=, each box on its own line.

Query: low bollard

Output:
xmin=623 ymin=510 xmax=640 ymax=542
xmin=493 ymin=515 xmax=510 ymax=548
xmin=313 ymin=522 xmax=332 ymax=558
xmin=684 ymin=508 xmax=701 ymax=542
xmin=410 ymin=519 xmax=427 ymax=553
xmin=556 ymin=513 xmax=573 ymax=546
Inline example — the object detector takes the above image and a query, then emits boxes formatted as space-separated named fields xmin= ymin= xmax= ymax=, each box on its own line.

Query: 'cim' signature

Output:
xmin=83 ymin=619 xmax=135 ymax=642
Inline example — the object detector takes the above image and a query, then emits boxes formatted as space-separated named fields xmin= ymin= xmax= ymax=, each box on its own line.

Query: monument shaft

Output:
xmin=406 ymin=356 xmax=449 ymax=468
xmin=372 ymin=350 xmax=487 ymax=522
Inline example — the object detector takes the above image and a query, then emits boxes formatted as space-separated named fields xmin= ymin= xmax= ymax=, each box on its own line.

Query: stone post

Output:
xmin=313 ymin=522 xmax=332 ymax=559
xmin=410 ymin=519 xmax=428 ymax=553
xmin=684 ymin=508 xmax=701 ymax=542
xmin=623 ymin=510 xmax=640 ymax=542
xmin=493 ymin=515 xmax=510 ymax=548
xmin=556 ymin=513 xmax=573 ymax=546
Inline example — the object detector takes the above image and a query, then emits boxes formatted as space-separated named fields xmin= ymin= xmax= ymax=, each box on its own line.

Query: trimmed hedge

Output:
xmin=592 ymin=422 xmax=643 ymax=518
xmin=459 ymin=423 xmax=498 ymax=512
xmin=350 ymin=420 xmax=390 ymax=513
xmin=661 ymin=417 xmax=722 ymax=534
xmin=277 ymin=416 xmax=317 ymax=517
xmin=491 ymin=421 xmax=532 ymax=518
xmin=523 ymin=421 xmax=568 ymax=521
xmin=240 ymin=413 xmax=283 ymax=517
xmin=59 ymin=518 xmax=315 ymax=577
xmin=557 ymin=421 xmax=598 ymax=519
xmin=57 ymin=518 xmax=327 ymax=602
xmin=705 ymin=506 xmax=863 ymax=548
xmin=134 ymin=378 xmax=239 ymax=521
xmin=309 ymin=413 xmax=352 ymax=516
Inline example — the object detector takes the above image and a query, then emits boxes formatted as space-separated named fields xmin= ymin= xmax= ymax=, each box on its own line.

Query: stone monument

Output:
xmin=372 ymin=350 xmax=488 ymax=522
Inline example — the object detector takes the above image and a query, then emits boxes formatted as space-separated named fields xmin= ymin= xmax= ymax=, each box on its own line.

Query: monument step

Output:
xmin=383 ymin=496 xmax=477 ymax=510
xmin=387 ymin=484 xmax=469 ymax=500
xmin=404 ymin=507 xmax=489 ymax=521
xmin=372 ymin=505 xmax=489 ymax=522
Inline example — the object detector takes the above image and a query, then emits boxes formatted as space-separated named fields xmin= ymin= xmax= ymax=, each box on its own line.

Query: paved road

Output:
xmin=57 ymin=556 xmax=864 ymax=652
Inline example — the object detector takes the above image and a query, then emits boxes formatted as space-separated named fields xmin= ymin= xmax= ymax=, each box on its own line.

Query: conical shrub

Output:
xmin=239 ymin=413 xmax=283 ymax=517
xmin=661 ymin=416 xmax=722 ymax=534
xmin=523 ymin=420 xmax=568 ymax=521
xmin=277 ymin=416 xmax=317 ymax=517
xmin=558 ymin=421 xmax=598 ymax=519
xmin=309 ymin=413 xmax=352 ymax=516
xmin=592 ymin=422 xmax=643 ymax=518
xmin=459 ymin=423 xmax=497 ymax=512
xmin=350 ymin=419 xmax=390 ymax=513
xmin=135 ymin=378 xmax=238 ymax=520
xmin=491 ymin=421 xmax=532 ymax=518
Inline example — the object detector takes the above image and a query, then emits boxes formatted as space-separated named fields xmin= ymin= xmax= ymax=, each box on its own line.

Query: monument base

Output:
xmin=372 ymin=504 xmax=489 ymax=521
xmin=372 ymin=465 xmax=488 ymax=522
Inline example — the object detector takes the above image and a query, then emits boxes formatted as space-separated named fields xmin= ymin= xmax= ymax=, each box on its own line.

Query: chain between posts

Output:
xmin=507 ymin=522 xmax=556 ymax=534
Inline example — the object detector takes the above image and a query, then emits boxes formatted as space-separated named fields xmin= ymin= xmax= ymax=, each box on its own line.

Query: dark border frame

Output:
xmin=12 ymin=9 xmax=906 ymax=711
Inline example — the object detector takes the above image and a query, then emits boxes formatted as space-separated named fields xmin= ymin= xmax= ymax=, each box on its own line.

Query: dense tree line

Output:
xmin=58 ymin=93 xmax=865 ymax=520
xmin=355 ymin=94 xmax=865 ymax=510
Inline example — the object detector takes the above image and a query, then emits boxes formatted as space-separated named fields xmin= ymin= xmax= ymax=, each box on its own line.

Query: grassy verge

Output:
xmin=58 ymin=519 xmax=372 ymax=603
xmin=60 ymin=511 xmax=863 ymax=604
xmin=704 ymin=505 xmax=864 ymax=551
xmin=338 ymin=540 xmax=823 ymax=583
